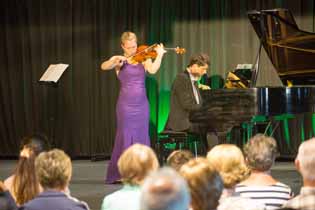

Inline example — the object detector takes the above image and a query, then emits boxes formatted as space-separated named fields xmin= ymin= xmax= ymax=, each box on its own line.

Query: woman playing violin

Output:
xmin=101 ymin=31 xmax=166 ymax=184
xmin=101 ymin=32 xmax=166 ymax=73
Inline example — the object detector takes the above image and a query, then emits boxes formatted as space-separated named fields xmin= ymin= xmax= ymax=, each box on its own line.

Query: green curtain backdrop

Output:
xmin=1 ymin=0 xmax=314 ymax=157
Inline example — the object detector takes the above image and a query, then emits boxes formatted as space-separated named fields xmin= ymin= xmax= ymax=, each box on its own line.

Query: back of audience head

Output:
xmin=207 ymin=144 xmax=249 ymax=188
xmin=35 ymin=149 xmax=71 ymax=191
xmin=244 ymin=134 xmax=279 ymax=172
xmin=167 ymin=150 xmax=194 ymax=171
xmin=118 ymin=143 xmax=159 ymax=185
xmin=295 ymin=137 xmax=315 ymax=182
xmin=19 ymin=134 xmax=50 ymax=156
xmin=12 ymin=134 xmax=50 ymax=205
xmin=179 ymin=158 xmax=223 ymax=210
xmin=141 ymin=167 xmax=190 ymax=210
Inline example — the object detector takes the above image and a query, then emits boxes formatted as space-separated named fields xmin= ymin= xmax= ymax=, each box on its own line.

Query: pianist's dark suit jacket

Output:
xmin=166 ymin=70 xmax=202 ymax=131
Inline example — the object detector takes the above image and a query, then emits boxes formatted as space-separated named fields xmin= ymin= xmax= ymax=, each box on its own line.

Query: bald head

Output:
xmin=296 ymin=138 xmax=315 ymax=182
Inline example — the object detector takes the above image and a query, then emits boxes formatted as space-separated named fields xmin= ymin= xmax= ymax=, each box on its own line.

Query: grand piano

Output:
xmin=190 ymin=9 xmax=315 ymax=156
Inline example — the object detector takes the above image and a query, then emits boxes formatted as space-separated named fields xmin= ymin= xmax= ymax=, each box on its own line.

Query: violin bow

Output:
xmin=164 ymin=46 xmax=186 ymax=54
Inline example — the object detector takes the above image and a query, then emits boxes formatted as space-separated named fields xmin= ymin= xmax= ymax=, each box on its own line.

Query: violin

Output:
xmin=128 ymin=43 xmax=186 ymax=63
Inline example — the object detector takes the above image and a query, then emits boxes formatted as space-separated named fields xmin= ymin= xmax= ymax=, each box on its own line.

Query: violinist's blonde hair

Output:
xmin=121 ymin=31 xmax=137 ymax=44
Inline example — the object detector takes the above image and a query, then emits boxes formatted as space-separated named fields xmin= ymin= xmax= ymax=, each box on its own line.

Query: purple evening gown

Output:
xmin=105 ymin=62 xmax=150 ymax=184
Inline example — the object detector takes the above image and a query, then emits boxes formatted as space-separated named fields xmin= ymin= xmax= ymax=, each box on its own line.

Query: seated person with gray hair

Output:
xmin=235 ymin=134 xmax=293 ymax=210
xmin=282 ymin=137 xmax=315 ymax=210
xmin=19 ymin=149 xmax=89 ymax=210
xmin=140 ymin=167 xmax=190 ymax=210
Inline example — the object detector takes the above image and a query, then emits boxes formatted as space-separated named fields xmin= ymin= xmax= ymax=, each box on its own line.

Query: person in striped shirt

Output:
xmin=235 ymin=134 xmax=293 ymax=210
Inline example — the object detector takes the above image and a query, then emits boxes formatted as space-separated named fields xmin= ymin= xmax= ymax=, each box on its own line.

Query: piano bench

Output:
xmin=156 ymin=130 xmax=201 ymax=164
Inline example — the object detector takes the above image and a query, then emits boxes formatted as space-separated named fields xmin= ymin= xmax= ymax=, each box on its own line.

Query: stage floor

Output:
xmin=0 ymin=160 xmax=302 ymax=210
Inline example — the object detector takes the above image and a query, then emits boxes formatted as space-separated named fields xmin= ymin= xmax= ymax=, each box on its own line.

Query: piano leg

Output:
xmin=188 ymin=123 xmax=209 ymax=155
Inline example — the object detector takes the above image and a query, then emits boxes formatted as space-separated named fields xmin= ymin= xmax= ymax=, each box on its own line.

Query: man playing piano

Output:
xmin=166 ymin=53 xmax=210 ymax=151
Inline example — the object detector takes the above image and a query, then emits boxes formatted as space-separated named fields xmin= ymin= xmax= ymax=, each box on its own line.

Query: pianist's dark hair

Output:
xmin=187 ymin=53 xmax=210 ymax=67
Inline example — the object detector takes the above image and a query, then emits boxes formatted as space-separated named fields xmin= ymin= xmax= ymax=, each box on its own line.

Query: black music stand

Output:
xmin=39 ymin=64 xmax=69 ymax=147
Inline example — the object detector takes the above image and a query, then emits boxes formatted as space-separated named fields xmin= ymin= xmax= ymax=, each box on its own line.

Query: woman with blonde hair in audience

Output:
xmin=207 ymin=144 xmax=266 ymax=210
xmin=101 ymin=143 xmax=159 ymax=210
xmin=207 ymin=144 xmax=250 ymax=198
xmin=235 ymin=134 xmax=293 ymax=210
xmin=4 ymin=134 xmax=49 ymax=205
xmin=179 ymin=158 xmax=223 ymax=210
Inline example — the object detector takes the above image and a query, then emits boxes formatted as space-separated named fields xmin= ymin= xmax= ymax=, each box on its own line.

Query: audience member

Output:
xmin=282 ymin=137 xmax=315 ymax=210
xmin=101 ymin=144 xmax=159 ymax=210
xmin=5 ymin=134 xmax=50 ymax=205
xmin=235 ymin=134 xmax=293 ymax=210
xmin=180 ymin=158 xmax=223 ymax=210
xmin=141 ymin=167 xmax=190 ymax=210
xmin=19 ymin=149 xmax=89 ymax=210
xmin=0 ymin=181 xmax=17 ymax=210
xmin=207 ymin=144 xmax=265 ymax=210
xmin=217 ymin=196 xmax=265 ymax=210
xmin=166 ymin=150 xmax=194 ymax=171
xmin=207 ymin=144 xmax=249 ymax=198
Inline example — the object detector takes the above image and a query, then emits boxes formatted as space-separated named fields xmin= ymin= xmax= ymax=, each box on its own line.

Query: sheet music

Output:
xmin=236 ymin=64 xmax=253 ymax=70
xmin=39 ymin=64 xmax=69 ymax=83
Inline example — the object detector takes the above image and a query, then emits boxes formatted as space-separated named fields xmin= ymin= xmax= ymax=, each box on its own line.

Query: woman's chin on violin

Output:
xmin=124 ymin=43 xmax=167 ymax=66
xmin=121 ymin=38 xmax=137 ymax=58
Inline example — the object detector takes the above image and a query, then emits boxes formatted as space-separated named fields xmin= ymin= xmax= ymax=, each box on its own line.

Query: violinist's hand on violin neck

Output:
xmin=155 ymin=43 xmax=167 ymax=56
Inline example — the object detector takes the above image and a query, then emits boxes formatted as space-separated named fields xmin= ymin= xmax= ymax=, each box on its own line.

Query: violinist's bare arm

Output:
xmin=101 ymin=55 xmax=127 ymax=71
xmin=143 ymin=44 xmax=167 ymax=74
xmin=143 ymin=58 xmax=153 ymax=73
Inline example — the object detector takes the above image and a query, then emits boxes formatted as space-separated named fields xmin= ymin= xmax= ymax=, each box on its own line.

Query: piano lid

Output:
xmin=248 ymin=9 xmax=315 ymax=79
